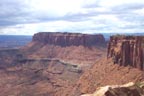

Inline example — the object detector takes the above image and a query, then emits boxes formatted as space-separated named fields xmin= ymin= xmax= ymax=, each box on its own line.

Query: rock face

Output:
xmin=107 ymin=36 xmax=144 ymax=70
xmin=32 ymin=32 xmax=105 ymax=47
xmin=81 ymin=82 xmax=144 ymax=96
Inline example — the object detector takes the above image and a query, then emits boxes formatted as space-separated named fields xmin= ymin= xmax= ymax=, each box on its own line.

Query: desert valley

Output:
xmin=1 ymin=0 xmax=144 ymax=95
xmin=0 ymin=32 xmax=143 ymax=96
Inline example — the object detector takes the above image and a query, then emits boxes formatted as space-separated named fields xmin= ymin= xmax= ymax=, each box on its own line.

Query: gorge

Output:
xmin=0 ymin=32 xmax=143 ymax=96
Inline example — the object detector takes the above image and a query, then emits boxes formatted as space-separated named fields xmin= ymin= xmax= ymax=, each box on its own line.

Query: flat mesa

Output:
xmin=32 ymin=32 xmax=105 ymax=46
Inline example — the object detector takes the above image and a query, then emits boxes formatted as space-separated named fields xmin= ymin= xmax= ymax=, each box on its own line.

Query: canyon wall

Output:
xmin=107 ymin=36 xmax=144 ymax=70
xmin=32 ymin=32 xmax=105 ymax=47
xmin=22 ymin=32 xmax=106 ymax=65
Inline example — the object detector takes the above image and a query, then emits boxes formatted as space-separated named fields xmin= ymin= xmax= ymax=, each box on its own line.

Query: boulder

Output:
xmin=81 ymin=82 xmax=144 ymax=96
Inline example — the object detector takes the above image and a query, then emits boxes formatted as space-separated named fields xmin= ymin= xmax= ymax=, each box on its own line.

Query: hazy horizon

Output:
xmin=0 ymin=0 xmax=144 ymax=35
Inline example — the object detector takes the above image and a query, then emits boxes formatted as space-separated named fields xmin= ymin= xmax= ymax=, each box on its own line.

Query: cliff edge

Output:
xmin=107 ymin=36 xmax=144 ymax=70
xmin=32 ymin=32 xmax=105 ymax=47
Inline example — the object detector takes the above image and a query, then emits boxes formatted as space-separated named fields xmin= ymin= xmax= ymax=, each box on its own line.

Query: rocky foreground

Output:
xmin=0 ymin=32 xmax=143 ymax=96
xmin=81 ymin=81 xmax=144 ymax=96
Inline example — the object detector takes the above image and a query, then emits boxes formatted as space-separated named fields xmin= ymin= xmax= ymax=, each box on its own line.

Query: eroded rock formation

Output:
xmin=107 ymin=36 xmax=144 ymax=70
xmin=81 ymin=81 xmax=144 ymax=96
xmin=32 ymin=32 xmax=105 ymax=47
xmin=22 ymin=32 xmax=106 ymax=65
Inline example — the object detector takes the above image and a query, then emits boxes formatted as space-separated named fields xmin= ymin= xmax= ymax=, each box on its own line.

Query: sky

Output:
xmin=0 ymin=0 xmax=144 ymax=35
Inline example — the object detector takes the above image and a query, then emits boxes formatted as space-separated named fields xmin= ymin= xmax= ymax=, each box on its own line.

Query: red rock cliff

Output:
xmin=32 ymin=32 xmax=105 ymax=46
xmin=107 ymin=36 xmax=144 ymax=70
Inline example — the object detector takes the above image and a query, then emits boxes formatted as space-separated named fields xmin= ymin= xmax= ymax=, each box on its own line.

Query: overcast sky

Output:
xmin=0 ymin=0 xmax=144 ymax=35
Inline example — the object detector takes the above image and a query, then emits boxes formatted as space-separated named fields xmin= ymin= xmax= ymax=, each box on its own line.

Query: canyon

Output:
xmin=0 ymin=32 xmax=143 ymax=96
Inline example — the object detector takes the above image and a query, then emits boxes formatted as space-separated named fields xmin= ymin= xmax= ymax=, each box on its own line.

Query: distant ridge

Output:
xmin=0 ymin=35 xmax=32 ymax=48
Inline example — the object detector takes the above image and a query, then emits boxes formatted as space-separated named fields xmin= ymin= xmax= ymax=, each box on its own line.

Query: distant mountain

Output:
xmin=0 ymin=35 xmax=32 ymax=49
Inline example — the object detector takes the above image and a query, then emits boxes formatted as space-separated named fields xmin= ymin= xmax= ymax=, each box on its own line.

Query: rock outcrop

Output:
xmin=81 ymin=81 xmax=144 ymax=96
xmin=32 ymin=32 xmax=105 ymax=47
xmin=107 ymin=36 xmax=144 ymax=70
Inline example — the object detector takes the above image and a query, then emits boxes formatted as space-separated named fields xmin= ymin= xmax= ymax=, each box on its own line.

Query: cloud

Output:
xmin=0 ymin=0 xmax=144 ymax=35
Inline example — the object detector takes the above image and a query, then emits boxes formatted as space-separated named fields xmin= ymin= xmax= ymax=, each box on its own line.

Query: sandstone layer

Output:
xmin=32 ymin=32 xmax=105 ymax=47
xmin=107 ymin=36 xmax=144 ymax=70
